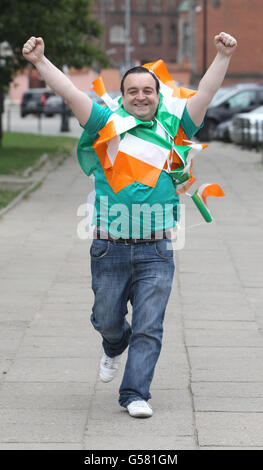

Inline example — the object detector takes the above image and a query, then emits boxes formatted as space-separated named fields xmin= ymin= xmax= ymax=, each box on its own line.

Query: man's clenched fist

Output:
xmin=22 ymin=36 xmax=45 ymax=64
xmin=214 ymin=32 xmax=237 ymax=57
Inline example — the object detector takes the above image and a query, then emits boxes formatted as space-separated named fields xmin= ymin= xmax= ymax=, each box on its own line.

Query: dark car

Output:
xmin=43 ymin=95 xmax=72 ymax=117
xmin=21 ymin=88 xmax=55 ymax=117
xmin=196 ymin=83 xmax=263 ymax=141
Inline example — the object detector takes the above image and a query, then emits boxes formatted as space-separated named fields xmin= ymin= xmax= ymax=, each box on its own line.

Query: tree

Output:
xmin=0 ymin=0 xmax=108 ymax=144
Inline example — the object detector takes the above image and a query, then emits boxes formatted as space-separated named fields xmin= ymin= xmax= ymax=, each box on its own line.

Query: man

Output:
xmin=22 ymin=32 xmax=237 ymax=418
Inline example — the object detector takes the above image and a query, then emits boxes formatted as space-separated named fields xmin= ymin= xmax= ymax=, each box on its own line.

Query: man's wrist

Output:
xmin=216 ymin=50 xmax=233 ymax=62
xmin=216 ymin=50 xmax=231 ymax=59
xmin=34 ymin=55 xmax=47 ymax=68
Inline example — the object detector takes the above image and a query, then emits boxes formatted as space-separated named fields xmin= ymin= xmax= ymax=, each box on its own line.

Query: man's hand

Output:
xmin=214 ymin=32 xmax=237 ymax=57
xmin=22 ymin=36 xmax=45 ymax=65
xmin=22 ymin=35 xmax=93 ymax=125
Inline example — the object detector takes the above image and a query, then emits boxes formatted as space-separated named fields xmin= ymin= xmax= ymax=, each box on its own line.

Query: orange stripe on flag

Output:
xmin=113 ymin=151 xmax=161 ymax=190
xmin=94 ymin=120 xmax=117 ymax=146
xmin=92 ymin=77 xmax=107 ymax=97
xmin=92 ymin=141 xmax=113 ymax=170
xmin=143 ymin=59 xmax=197 ymax=99
xmin=200 ymin=184 xmax=225 ymax=207
xmin=93 ymin=144 xmax=162 ymax=193
xmin=143 ymin=59 xmax=173 ymax=87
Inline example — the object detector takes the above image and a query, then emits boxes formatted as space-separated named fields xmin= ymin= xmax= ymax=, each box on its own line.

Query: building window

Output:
xmin=182 ymin=22 xmax=190 ymax=56
xmin=154 ymin=24 xmax=162 ymax=45
xmin=106 ymin=0 xmax=115 ymax=11
xmin=228 ymin=90 xmax=257 ymax=109
xmin=137 ymin=0 xmax=147 ymax=11
xmin=169 ymin=24 xmax=177 ymax=45
xmin=138 ymin=24 xmax=147 ymax=45
xmin=109 ymin=25 xmax=125 ymax=44
xmin=168 ymin=0 xmax=177 ymax=11
xmin=152 ymin=0 xmax=162 ymax=12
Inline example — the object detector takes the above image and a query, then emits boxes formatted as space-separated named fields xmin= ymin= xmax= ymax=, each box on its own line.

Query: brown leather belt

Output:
xmin=93 ymin=227 xmax=170 ymax=244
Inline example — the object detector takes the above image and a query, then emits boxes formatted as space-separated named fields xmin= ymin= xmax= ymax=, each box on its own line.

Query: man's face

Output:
xmin=122 ymin=73 xmax=159 ymax=121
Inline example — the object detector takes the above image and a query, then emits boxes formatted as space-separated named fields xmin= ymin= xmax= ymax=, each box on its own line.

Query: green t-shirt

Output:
xmin=82 ymin=101 xmax=202 ymax=238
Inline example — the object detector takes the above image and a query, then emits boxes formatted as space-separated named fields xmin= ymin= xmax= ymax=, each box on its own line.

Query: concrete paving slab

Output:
xmin=192 ymin=381 xmax=263 ymax=398
xmin=0 ymin=382 xmax=92 ymax=410
xmin=84 ymin=410 xmax=194 ymax=437
xmin=188 ymin=346 xmax=263 ymax=360
xmin=184 ymin=320 xmax=258 ymax=330
xmin=18 ymin=335 xmax=97 ymax=358
xmin=4 ymin=357 xmax=98 ymax=383
xmin=196 ymin=412 xmax=263 ymax=447
xmin=89 ymin=389 xmax=193 ymax=421
xmin=184 ymin=329 xmax=263 ymax=347
xmin=26 ymin=319 xmax=91 ymax=338
xmin=0 ymin=409 xmax=87 ymax=443
xmin=84 ymin=434 xmax=196 ymax=450
xmin=194 ymin=396 xmax=263 ymax=412
xmin=0 ymin=443 xmax=84 ymax=449
xmin=181 ymin=301 xmax=255 ymax=322
xmin=191 ymin=362 xmax=263 ymax=382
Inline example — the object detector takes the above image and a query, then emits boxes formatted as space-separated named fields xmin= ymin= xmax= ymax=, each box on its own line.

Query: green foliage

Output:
xmin=0 ymin=0 xmax=108 ymax=87
xmin=0 ymin=132 xmax=77 ymax=175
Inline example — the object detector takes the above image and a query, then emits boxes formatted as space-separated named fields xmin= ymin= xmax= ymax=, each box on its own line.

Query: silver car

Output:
xmin=229 ymin=105 xmax=263 ymax=145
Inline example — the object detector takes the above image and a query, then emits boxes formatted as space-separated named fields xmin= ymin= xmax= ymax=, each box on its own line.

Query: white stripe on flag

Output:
xmin=107 ymin=135 xmax=120 ymax=165
xmin=162 ymin=94 xmax=187 ymax=120
xmin=118 ymin=133 xmax=170 ymax=169
xmin=101 ymin=93 xmax=120 ymax=111
xmin=159 ymin=81 xmax=173 ymax=98
xmin=108 ymin=114 xmax=137 ymax=135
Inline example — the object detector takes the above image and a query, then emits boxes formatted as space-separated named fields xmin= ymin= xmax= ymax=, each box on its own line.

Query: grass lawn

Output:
xmin=0 ymin=188 xmax=26 ymax=211
xmin=0 ymin=132 xmax=78 ymax=175
xmin=0 ymin=132 xmax=78 ymax=211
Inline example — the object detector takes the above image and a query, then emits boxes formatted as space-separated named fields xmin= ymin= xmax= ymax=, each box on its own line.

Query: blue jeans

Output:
xmin=90 ymin=238 xmax=175 ymax=407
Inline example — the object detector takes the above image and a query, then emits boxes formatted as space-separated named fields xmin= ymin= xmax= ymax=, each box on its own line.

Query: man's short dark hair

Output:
xmin=120 ymin=66 xmax=160 ymax=95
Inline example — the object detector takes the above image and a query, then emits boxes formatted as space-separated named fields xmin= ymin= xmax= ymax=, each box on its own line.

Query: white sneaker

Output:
xmin=99 ymin=353 xmax=122 ymax=382
xmin=127 ymin=400 xmax=153 ymax=418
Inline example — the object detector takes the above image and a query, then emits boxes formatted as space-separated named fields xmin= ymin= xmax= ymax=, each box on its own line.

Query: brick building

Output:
xmin=93 ymin=0 xmax=263 ymax=85
xmin=177 ymin=0 xmax=263 ymax=85
xmin=93 ymin=0 xmax=179 ymax=67
xmin=10 ymin=0 xmax=263 ymax=103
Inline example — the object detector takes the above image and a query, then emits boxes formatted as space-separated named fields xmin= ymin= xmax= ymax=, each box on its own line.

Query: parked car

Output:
xmin=20 ymin=88 xmax=55 ymax=117
xmin=108 ymin=91 xmax=121 ymax=100
xmin=85 ymin=90 xmax=104 ymax=106
xmin=43 ymin=95 xmax=72 ymax=117
xmin=196 ymin=83 xmax=263 ymax=141
xmin=85 ymin=90 xmax=121 ymax=107
xmin=229 ymin=105 xmax=263 ymax=146
xmin=216 ymin=120 xmax=233 ymax=142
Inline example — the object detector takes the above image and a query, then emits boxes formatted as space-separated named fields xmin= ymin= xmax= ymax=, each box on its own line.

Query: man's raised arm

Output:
xmin=22 ymin=36 xmax=93 ymax=126
xmin=186 ymin=32 xmax=237 ymax=127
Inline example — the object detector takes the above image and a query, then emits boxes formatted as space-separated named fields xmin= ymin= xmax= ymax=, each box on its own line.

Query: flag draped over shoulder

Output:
xmin=77 ymin=59 xmax=225 ymax=222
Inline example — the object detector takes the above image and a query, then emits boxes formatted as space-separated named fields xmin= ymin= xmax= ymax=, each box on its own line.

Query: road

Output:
xmin=3 ymin=103 xmax=82 ymax=138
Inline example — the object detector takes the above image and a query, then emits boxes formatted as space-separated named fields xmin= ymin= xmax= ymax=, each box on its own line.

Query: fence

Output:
xmin=239 ymin=118 xmax=263 ymax=163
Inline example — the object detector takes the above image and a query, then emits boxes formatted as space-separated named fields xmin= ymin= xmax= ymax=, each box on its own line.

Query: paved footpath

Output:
xmin=0 ymin=141 xmax=263 ymax=450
